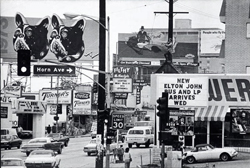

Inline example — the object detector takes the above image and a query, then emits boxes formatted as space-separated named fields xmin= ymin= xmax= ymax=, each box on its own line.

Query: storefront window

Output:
xmin=194 ymin=121 xmax=207 ymax=134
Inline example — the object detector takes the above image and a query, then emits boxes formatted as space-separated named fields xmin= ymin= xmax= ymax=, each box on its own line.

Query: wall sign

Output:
xmin=112 ymin=78 xmax=132 ymax=93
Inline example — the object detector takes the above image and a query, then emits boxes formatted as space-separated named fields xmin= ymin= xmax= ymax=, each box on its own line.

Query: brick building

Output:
xmin=220 ymin=0 xmax=250 ymax=73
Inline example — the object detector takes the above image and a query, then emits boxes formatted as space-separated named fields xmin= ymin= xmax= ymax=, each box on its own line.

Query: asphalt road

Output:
xmin=1 ymin=136 xmax=250 ymax=168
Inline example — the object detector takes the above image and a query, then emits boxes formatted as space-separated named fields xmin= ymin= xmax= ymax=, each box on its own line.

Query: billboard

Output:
xmin=1 ymin=14 xmax=99 ymax=63
xmin=39 ymin=89 xmax=72 ymax=104
xmin=72 ymin=90 xmax=92 ymax=115
xmin=200 ymin=30 xmax=225 ymax=56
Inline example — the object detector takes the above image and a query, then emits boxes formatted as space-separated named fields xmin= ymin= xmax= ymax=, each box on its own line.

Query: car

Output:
xmin=183 ymin=144 xmax=238 ymax=164
xmin=47 ymin=133 xmax=69 ymax=147
xmin=25 ymin=149 xmax=60 ymax=168
xmin=1 ymin=134 xmax=22 ymax=150
xmin=21 ymin=137 xmax=63 ymax=156
xmin=125 ymin=126 xmax=154 ymax=148
xmin=83 ymin=138 xmax=117 ymax=156
xmin=1 ymin=158 xmax=27 ymax=168
xmin=19 ymin=130 xmax=33 ymax=139
xmin=91 ymin=131 xmax=97 ymax=139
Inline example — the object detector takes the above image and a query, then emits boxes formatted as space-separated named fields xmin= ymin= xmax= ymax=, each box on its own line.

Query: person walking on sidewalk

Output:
xmin=117 ymin=145 xmax=124 ymax=162
xmin=124 ymin=147 xmax=132 ymax=168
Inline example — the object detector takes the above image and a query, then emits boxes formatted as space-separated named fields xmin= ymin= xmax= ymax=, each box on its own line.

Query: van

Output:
xmin=125 ymin=126 xmax=154 ymax=148
xmin=1 ymin=128 xmax=18 ymax=136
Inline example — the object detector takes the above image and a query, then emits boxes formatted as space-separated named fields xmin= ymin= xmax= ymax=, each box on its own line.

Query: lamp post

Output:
xmin=63 ymin=12 xmax=111 ymax=168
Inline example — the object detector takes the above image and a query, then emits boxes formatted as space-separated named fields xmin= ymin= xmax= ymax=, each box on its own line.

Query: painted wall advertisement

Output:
xmin=73 ymin=90 xmax=91 ymax=115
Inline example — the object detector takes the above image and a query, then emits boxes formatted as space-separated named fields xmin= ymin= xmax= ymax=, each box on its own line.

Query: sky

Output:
xmin=1 ymin=0 xmax=224 ymax=56
xmin=1 ymin=0 xmax=225 ymax=91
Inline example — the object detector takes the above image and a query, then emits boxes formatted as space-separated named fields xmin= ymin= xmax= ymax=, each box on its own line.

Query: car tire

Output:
xmin=26 ymin=152 xmax=30 ymax=156
xmin=136 ymin=144 xmax=140 ymax=148
xmin=145 ymin=141 xmax=150 ymax=148
xmin=58 ymin=148 xmax=62 ymax=154
xmin=8 ymin=145 xmax=11 ymax=150
xmin=17 ymin=145 xmax=21 ymax=149
xmin=87 ymin=152 xmax=91 ymax=156
xmin=128 ymin=144 xmax=132 ymax=148
xmin=186 ymin=156 xmax=196 ymax=164
xmin=4 ymin=147 xmax=7 ymax=150
xmin=220 ymin=153 xmax=230 ymax=161
xmin=64 ymin=141 xmax=68 ymax=147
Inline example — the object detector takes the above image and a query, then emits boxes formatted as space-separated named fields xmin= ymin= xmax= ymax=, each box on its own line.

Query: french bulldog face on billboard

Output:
xmin=13 ymin=12 xmax=50 ymax=61
xmin=49 ymin=14 xmax=86 ymax=62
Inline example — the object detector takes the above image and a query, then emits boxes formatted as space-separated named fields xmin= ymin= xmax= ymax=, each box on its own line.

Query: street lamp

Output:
xmin=63 ymin=13 xmax=111 ymax=168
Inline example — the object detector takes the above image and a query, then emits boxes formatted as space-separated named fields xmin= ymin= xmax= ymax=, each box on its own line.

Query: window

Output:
xmin=247 ymin=23 xmax=250 ymax=38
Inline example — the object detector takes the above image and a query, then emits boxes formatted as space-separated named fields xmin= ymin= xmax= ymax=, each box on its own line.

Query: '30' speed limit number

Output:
xmin=112 ymin=114 xmax=124 ymax=129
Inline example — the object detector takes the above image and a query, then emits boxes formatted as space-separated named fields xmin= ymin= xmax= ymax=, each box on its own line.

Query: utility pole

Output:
xmin=96 ymin=0 xmax=106 ymax=168
xmin=154 ymin=0 xmax=188 ymax=74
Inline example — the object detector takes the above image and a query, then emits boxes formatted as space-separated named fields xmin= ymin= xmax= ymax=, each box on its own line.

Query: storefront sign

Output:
xmin=3 ymin=85 xmax=21 ymax=97
xmin=161 ymin=76 xmax=208 ymax=107
xmin=72 ymin=91 xmax=91 ymax=115
xmin=208 ymin=75 xmax=250 ymax=106
xmin=39 ymin=89 xmax=72 ymax=104
xmin=16 ymin=100 xmax=46 ymax=114
xmin=112 ymin=78 xmax=133 ymax=93
xmin=114 ymin=93 xmax=128 ymax=99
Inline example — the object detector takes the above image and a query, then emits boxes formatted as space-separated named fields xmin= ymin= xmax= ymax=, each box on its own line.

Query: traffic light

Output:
xmin=92 ymin=82 xmax=98 ymax=93
xmin=98 ymin=109 xmax=110 ymax=124
xmin=57 ymin=104 xmax=62 ymax=114
xmin=17 ymin=50 xmax=31 ymax=76
xmin=156 ymin=92 xmax=169 ymax=131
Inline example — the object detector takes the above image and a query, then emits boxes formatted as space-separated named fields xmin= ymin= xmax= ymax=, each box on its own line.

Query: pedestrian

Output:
xmin=47 ymin=124 xmax=51 ymax=134
xmin=123 ymin=147 xmax=132 ymax=168
xmin=117 ymin=145 xmax=124 ymax=162
xmin=17 ymin=125 xmax=23 ymax=138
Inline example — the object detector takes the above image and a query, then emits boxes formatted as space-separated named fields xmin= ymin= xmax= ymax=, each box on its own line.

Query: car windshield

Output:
xmin=29 ymin=139 xmax=47 ymax=143
xmin=1 ymin=160 xmax=24 ymax=166
xmin=207 ymin=144 xmax=215 ymax=149
xmin=48 ymin=134 xmax=59 ymax=138
xmin=30 ymin=151 xmax=53 ymax=156
xmin=90 ymin=139 xmax=96 ymax=144
xmin=128 ymin=130 xmax=144 ymax=134
xmin=1 ymin=135 xmax=11 ymax=141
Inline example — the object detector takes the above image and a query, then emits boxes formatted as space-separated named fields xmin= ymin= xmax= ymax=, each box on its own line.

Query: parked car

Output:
xmin=125 ymin=126 xmax=154 ymax=148
xmin=47 ymin=133 xmax=69 ymax=147
xmin=21 ymin=137 xmax=63 ymax=156
xmin=83 ymin=138 xmax=117 ymax=156
xmin=1 ymin=134 xmax=22 ymax=150
xmin=19 ymin=130 xmax=33 ymax=139
xmin=91 ymin=131 xmax=97 ymax=139
xmin=25 ymin=149 xmax=60 ymax=168
xmin=1 ymin=158 xmax=26 ymax=168
xmin=183 ymin=144 xmax=238 ymax=164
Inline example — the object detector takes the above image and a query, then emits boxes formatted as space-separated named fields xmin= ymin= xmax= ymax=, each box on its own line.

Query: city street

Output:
xmin=1 ymin=136 xmax=250 ymax=168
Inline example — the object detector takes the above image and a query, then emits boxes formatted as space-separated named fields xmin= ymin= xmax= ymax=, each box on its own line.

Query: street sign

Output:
xmin=33 ymin=65 xmax=76 ymax=76
xmin=112 ymin=114 xmax=124 ymax=129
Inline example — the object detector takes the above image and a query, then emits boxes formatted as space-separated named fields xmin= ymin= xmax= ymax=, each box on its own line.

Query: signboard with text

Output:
xmin=112 ymin=78 xmax=133 ymax=93
xmin=112 ymin=114 xmax=125 ymax=129
xmin=33 ymin=65 xmax=76 ymax=76
xmin=16 ymin=100 xmax=46 ymax=114
xmin=72 ymin=90 xmax=91 ymax=115
xmin=39 ymin=89 xmax=72 ymax=104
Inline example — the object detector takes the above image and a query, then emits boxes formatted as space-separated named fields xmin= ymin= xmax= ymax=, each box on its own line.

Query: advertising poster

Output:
xmin=167 ymin=110 xmax=195 ymax=136
xmin=231 ymin=109 xmax=250 ymax=134
xmin=200 ymin=30 xmax=225 ymax=56
xmin=73 ymin=90 xmax=91 ymax=115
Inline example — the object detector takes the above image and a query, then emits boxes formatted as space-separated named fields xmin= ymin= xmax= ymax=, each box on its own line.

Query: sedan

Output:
xmin=83 ymin=138 xmax=117 ymax=156
xmin=1 ymin=135 xmax=22 ymax=150
xmin=25 ymin=149 xmax=60 ymax=168
xmin=1 ymin=158 xmax=26 ymax=168
xmin=183 ymin=144 xmax=238 ymax=164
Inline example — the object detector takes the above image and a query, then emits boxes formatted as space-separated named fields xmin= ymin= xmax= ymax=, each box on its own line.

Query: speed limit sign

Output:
xmin=112 ymin=114 xmax=124 ymax=129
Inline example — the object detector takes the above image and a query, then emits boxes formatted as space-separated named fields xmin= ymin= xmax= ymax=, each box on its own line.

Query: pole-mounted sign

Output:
xmin=33 ymin=65 xmax=76 ymax=76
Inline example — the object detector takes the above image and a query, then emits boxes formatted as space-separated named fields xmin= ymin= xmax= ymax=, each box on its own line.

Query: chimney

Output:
xmin=175 ymin=19 xmax=192 ymax=29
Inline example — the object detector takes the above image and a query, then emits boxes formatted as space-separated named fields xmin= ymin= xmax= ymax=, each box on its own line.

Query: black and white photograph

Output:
xmin=1 ymin=0 xmax=250 ymax=168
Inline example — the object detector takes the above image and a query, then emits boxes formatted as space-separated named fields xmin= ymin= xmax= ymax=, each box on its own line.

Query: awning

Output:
xmin=185 ymin=106 xmax=229 ymax=121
